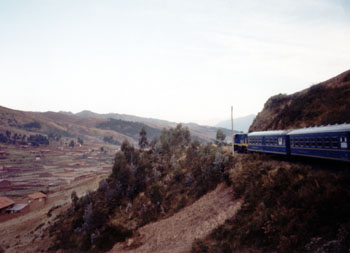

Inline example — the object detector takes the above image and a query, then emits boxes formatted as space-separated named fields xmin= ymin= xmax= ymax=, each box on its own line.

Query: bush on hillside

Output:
xmin=196 ymin=154 xmax=350 ymax=252
xmin=50 ymin=124 xmax=233 ymax=252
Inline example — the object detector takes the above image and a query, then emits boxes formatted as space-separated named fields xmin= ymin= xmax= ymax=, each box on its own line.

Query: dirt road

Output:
xmin=110 ymin=183 xmax=242 ymax=253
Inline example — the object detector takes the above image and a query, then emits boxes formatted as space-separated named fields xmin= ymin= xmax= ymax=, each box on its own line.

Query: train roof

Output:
xmin=288 ymin=123 xmax=350 ymax=135
xmin=248 ymin=130 xmax=290 ymax=136
xmin=235 ymin=133 xmax=247 ymax=136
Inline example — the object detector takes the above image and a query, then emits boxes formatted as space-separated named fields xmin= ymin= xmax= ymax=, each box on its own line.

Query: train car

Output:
xmin=248 ymin=130 xmax=290 ymax=155
xmin=234 ymin=133 xmax=248 ymax=153
xmin=288 ymin=124 xmax=350 ymax=162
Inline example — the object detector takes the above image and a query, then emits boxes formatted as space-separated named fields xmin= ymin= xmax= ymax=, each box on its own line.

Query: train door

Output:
xmin=340 ymin=136 xmax=347 ymax=149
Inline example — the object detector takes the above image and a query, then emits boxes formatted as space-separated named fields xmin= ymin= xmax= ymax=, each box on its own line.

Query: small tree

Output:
xmin=139 ymin=127 xmax=149 ymax=150
xmin=69 ymin=140 xmax=75 ymax=148
xmin=77 ymin=137 xmax=84 ymax=145
xmin=215 ymin=129 xmax=226 ymax=146
xmin=71 ymin=191 xmax=79 ymax=207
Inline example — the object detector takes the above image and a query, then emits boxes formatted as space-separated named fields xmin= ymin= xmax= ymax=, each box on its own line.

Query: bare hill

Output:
xmin=249 ymin=69 xmax=350 ymax=132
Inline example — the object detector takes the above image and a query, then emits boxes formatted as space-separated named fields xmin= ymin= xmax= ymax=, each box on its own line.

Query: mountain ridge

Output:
xmin=0 ymin=106 xmax=233 ymax=145
xmin=249 ymin=69 xmax=350 ymax=132
xmin=216 ymin=114 xmax=256 ymax=132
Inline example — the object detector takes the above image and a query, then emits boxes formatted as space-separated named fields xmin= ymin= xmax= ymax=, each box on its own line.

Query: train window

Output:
xmin=274 ymin=137 xmax=277 ymax=145
xmin=305 ymin=138 xmax=309 ymax=147
xmin=317 ymin=138 xmax=322 ymax=147
xmin=332 ymin=137 xmax=339 ymax=148
xmin=266 ymin=137 xmax=270 ymax=145
xmin=310 ymin=138 xmax=315 ymax=147
xmin=291 ymin=138 xmax=294 ymax=146
xmin=295 ymin=138 xmax=299 ymax=146
xmin=324 ymin=137 xmax=330 ymax=148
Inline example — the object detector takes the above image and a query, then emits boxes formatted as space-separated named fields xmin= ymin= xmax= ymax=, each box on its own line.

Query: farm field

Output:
xmin=0 ymin=143 xmax=116 ymax=201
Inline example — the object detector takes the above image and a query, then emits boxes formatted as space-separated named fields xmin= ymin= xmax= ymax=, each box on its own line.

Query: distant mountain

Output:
xmin=249 ymin=69 xmax=350 ymax=132
xmin=76 ymin=110 xmax=175 ymax=128
xmin=75 ymin=111 xmax=234 ymax=142
xmin=216 ymin=114 xmax=255 ymax=132
xmin=0 ymin=106 xmax=236 ymax=145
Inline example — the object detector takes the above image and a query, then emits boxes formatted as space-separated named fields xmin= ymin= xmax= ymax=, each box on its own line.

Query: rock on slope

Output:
xmin=249 ymin=69 xmax=350 ymax=132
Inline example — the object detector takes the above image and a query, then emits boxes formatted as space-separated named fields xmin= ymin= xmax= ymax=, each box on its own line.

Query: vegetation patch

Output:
xmin=49 ymin=124 xmax=233 ymax=252
xmin=97 ymin=118 xmax=162 ymax=140
xmin=194 ymin=154 xmax=350 ymax=252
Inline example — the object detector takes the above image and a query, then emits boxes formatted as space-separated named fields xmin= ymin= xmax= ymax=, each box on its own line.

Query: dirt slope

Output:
xmin=110 ymin=183 xmax=242 ymax=253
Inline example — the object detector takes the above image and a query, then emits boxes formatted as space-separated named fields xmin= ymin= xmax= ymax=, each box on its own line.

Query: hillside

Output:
xmin=249 ymin=69 xmax=350 ymax=132
xmin=0 ymin=106 xmax=135 ymax=145
xmin=46 ymin=125 xmax=234 ymax=252
xmin=76 ymin=110 xmax=175 ymax=128
xmin=0 ymin=106 xmax=232 ymax=146
xmin=75 ymin=110 xmax=233 ymax=142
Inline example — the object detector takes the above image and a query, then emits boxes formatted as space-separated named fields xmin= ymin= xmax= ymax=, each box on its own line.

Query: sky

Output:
xmin=1 ymin=0 xmax=349 ymax=125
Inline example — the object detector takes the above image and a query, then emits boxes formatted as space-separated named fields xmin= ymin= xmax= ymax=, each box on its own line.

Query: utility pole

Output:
xmin=231 ymin=106 xmax=234 ymax=156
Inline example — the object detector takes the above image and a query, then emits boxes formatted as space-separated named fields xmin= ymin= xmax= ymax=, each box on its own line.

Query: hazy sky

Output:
xmin=1 ymin=0 xmax=349 ymax=125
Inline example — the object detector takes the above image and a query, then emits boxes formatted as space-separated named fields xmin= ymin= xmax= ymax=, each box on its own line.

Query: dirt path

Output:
xmin=110 ymin=183 xmax=242 ymax=253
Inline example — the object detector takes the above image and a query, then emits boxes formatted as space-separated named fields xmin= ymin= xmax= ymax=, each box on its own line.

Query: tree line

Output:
xmin=0 ymin=130 xmax=49 ymax=146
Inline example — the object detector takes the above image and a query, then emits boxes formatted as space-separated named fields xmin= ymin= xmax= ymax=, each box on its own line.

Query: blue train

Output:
xmin=234 ymin=124 xmax=350 ymax=162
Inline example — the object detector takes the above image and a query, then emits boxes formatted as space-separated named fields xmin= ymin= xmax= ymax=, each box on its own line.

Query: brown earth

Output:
xmin=110 ymin=183 xmax=242 ymax=253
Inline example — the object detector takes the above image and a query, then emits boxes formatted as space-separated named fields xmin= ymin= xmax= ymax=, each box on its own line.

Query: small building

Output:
xmin=0 ymin=196 xmax=15 ymax=214
xmin=0 ymin=179 xmax=11 ymax=188
xmin=39 ymin=172 xmax=53 ymax=178
xmin=6 ymin=203 xmax=28 ymax=214
xmin=27 ymin=192 xmax=47 ymax=203
xmin=40 ymin=149 xmax=51 ymax=154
